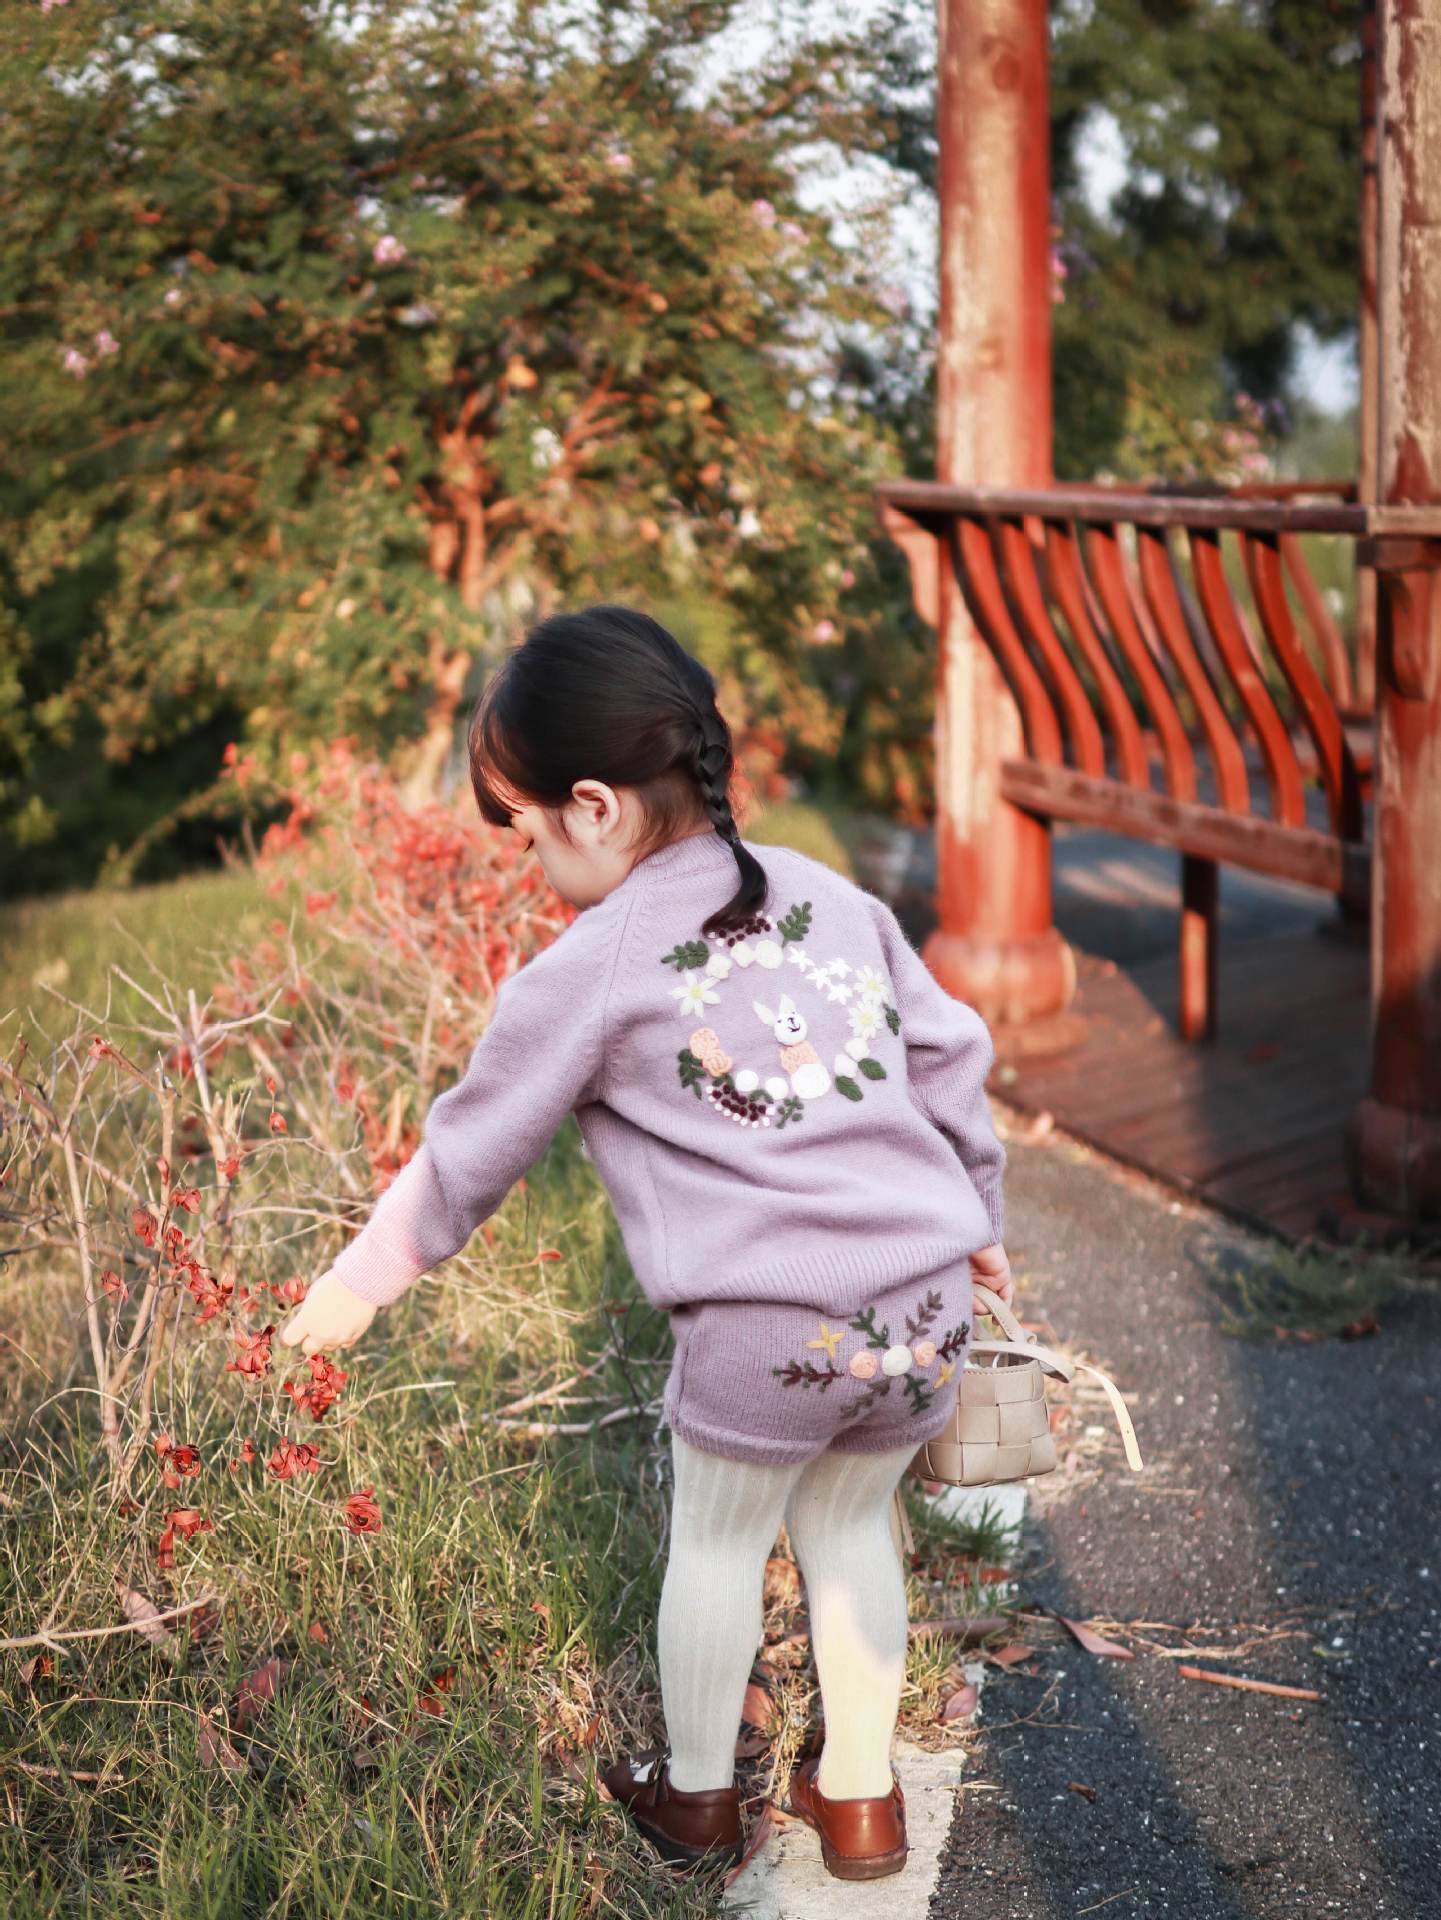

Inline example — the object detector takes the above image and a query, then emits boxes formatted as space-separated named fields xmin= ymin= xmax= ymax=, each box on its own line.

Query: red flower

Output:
xmin=226 ymin=1325 xmax=275 ymax=1380
xmin=265 ymin=1075 xmax=277 ymax=1095
xmin=102 ymin=1268 xmax=128 ymax=1301
xmin=160 ymin=1444 xmax=202 ymax=1489
xmin=344 ymin=1486 xmax=382 ymax=1534
xmin=168 ymin=1507 xmax=213 ymax=1540
xmin=267 ymin=1438 xmax=322 ymax=1480
xmin=132 ymin=1207 xmax=157 ymax=1247
xmin=88 ymin=1035 xmax=116 ymax=1061
xmin=284 ymin=1352 xmax=348 ymax=1421
xmin=280 ymin=1276 xmax=308 ymax=1305
xmin=536 ymin=1248 xmax=562 ymax=1263
xmin=172 ymin=1186 xmax=202 ymax=1214
xmin=305 ymin=891 xmax=336 ymax=917
xmin=186 ymin=1262 xmax=234 ymax=1323
xmin=228 ymin=1436 xmax=259 ymax=1471
xmin=269 ymin=1112 xmax=288 ymax=1135
xmin=221 ymin=1155 xmax=242 ymax=1180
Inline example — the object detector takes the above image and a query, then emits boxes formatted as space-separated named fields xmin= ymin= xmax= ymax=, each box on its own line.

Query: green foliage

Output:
xmin=1048 ymin=0 xmax=1361 ymax=478
xmin=775 ymin=899 xmax=813 ymax=945
xmin=676 ymin=1046 xmax=705 ymax=1097
xmin=659 ymin=940 xmax=709 ymax=972
xmin=0 ymin=0 xmax=921 ymax=889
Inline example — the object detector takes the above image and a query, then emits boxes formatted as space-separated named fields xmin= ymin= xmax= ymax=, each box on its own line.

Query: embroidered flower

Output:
xmin=689 ymin=1026 xmax=731 ymax=1074
xmin=731 ymin=943 xmax=755 ymax=967
xmin=824 ymin=980 xmax=853 ymax=1005
xmin=671 ymin=970 xmax=721 ymax=1017
xmin=807 ymin=1321 xmax=844 ymax=1362
xmin=913 ymin=1340 xmax=937 ymax=1367
xmin=848 ymin=1350 xmax=878 ymax=1380
xmin=848 ymin=1001 xmax=882 ymax=1042
xmin=785 ymin=946 xmax=813 ymax=972
xmin=936 ymin=1359 xmax=956 ymax=1386
xmin=882 ymin=1344 xmax=914 ymax=1377
xmin=854 ymin=965 xmax=888 ymax=1002
xmin=753 ymin=939 xmax=784 ymax=970
xmin=704 ymin=952 xmax=732 ymax=981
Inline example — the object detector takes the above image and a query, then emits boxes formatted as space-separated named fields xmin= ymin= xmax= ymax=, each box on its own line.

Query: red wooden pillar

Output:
xmin=923 ymin=0 xmax=1074 ymax=1024
xmin=1346 ymin=0 xmax=1441 ymax=1223
xmin=1356 ymin=0 xmax=1379 ymax=710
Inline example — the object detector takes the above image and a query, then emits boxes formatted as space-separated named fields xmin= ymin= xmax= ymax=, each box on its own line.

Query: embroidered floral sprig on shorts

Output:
xmin=771 ymin=1287 xmax=971 ymax=1422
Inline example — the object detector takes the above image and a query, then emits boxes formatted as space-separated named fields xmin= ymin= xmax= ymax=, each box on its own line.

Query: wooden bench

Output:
xmin=876 ymin=481 xmax=1374 ymax=1041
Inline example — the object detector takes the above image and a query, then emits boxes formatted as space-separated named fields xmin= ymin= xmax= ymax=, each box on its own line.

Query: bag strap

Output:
xmin=971 ymin=1285 xmax=1144 ymax=1472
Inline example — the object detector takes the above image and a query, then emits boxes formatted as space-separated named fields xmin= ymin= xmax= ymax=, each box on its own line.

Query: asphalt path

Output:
xmin=929 ymin=1130 xmax=1441 ymax=1920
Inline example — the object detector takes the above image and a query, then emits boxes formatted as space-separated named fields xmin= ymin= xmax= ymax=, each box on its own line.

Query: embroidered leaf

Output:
xmin=774 ymin=1096 xmax=804 ymax=1129
xmin=834 ymin=1074 xmax=863 ymax=1102
xmin=776 ymin=901 xmax=813 ymax=945
xmin=902 ymin=1374 xmax=933 ymax=1414
xmin=850 ymin=1305 xmax=890 ymax=1349
xmin=661 ymin=940 xmax=710 ymax=970
xmin=858 ymin=1057 xmax=886 ymax=1080
xmin=884 ymin=1003 xmax=901 ymax=1035
xmin=678 ymin=1048 xmax=706 ymax=1097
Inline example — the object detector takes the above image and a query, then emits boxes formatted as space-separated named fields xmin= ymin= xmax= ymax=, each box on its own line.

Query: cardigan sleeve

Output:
xmin=869 ymin=894 xmax=1007 ymax=1245
xmin=327 ymin=916 xmax=613 ymax=1307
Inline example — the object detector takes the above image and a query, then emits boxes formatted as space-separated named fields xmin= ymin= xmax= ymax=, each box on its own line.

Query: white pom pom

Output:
xmin=881 ymin=1344 xmax=913 ymax=1377
xmin=734 ymin=1068 xmax=760 ymax=1093
xmin=704 ymin=952 xmax=732 ymax=980
xmin=765 ymin=1076 xmax=790 ymax=1101
xmin=753 ymin=939 xmax=783 ymax=970
xmin=732 ymin=943 xmax=754 ymax=967
xmin=844 ymin=1035 xmax=870 ymax=1061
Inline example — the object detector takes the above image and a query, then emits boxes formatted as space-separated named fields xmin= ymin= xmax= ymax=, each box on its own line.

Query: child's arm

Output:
xmin=868 ymin=893 xmax=1008 ymax=1254
xmin=280 ymin=930 xmax=610 ymax=1354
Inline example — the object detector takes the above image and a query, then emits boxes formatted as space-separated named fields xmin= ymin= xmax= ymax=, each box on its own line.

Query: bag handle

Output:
xmin=971 ymin=1284 xmax=1144 ymax=1473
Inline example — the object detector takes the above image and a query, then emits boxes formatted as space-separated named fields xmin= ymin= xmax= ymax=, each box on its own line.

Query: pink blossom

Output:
xmin=840 ymin=567 xmax=855 ymax=589
xmin=605 ymin=147 xmax=633 ymax=172
xmin=372 ymin=234 xmax=407 ymax=267
xmin=61 ymin=347 xmax=89 ymax=378
xmin=780 ymin=221 xmax=806 ymax=242
xmin=42 ymin=0 xmax=70 ymax=11
xmin=751 ymin=198 xmax=777 ymax=227
xmin=164 ymin=287 xmax=184 ymax=308
xmin=93 ymin=328 xmax=119 ymax=357
xmin=849 ymin=1350 xmax=878 ymax=1381
xmin=811 ymin=618 xmax=836 ymax=644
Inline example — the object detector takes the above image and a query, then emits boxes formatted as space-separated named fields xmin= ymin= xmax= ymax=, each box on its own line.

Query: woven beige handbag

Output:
xmin=890 ymin=1283 xmax=1143 ymax=1556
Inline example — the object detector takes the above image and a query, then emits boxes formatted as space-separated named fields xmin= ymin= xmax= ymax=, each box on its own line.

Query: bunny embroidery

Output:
xmin=661 ymin=897 xmax=901 ymax=1130
xmin=753 ymin=994 xmax=831 ymax=1100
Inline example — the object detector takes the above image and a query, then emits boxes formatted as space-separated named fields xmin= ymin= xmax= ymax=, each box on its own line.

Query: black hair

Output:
xmin=467 ymin=603 xmax=769 ymax=936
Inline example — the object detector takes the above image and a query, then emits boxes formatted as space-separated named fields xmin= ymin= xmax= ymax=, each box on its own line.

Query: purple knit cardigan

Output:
xmin=331 ymin=831 xmax=1006 ymax=1313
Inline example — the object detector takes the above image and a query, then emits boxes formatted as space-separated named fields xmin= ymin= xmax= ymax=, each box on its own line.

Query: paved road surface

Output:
xmin=929 ymin=1131 xmax=1441 ymax=1920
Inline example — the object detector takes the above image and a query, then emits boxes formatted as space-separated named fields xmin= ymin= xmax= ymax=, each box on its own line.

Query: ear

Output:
xmin=752 ymin=999 xmax=774 ymax=1025
xmin=568 ymin=778 xmax=624 ymax=843
xmin=778 ymin=993 xmax=796 ymax=1015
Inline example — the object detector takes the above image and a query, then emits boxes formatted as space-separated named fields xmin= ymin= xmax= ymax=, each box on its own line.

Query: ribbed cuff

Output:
xmin=329 ymin=1224 xmax=426 ymax=1307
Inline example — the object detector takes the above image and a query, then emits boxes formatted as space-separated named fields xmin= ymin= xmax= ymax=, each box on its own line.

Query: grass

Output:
xmin=1197 ymin=1237 xmax=1413 ymax=1343
xmin=2 ymin=819 xmax=1002 ymax=1917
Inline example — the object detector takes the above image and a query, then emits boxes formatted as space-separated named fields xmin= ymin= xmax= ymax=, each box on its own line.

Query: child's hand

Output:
xmin=970 ymin=1242 xmax=1014 ymax=1307
xmin=278 ymin=1270 xmax=378 ymax=1357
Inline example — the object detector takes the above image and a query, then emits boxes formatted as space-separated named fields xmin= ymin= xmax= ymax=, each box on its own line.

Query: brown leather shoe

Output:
xmin=602 ymin=1746 xmax=744 ymax=1871
xmin=787 ymin=1754 xmax=909 ymax=1880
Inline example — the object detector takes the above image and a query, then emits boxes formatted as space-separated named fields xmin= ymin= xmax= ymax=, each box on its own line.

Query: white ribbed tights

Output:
xmin=656 ymin=1433 xmax=914 ymax=1799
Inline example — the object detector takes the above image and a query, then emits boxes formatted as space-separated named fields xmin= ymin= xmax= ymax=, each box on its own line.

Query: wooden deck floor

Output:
xmin=989 ymin=923 xmax=1372 ymax=1242
xmin=871 ymin=825 xmax=1374 ymax=1244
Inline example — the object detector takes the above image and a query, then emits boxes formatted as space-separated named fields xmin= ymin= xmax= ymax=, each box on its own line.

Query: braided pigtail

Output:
xmin=692 ymin=707 xmax=770 ymax=937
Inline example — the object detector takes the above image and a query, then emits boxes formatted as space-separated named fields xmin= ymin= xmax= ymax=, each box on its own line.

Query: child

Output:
xmin=279 ymin=604 xmax=1012 ymax=1881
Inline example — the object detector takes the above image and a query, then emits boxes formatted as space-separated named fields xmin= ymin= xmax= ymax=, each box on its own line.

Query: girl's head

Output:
xmin=468 ymin=604 xmax=769 ymax=934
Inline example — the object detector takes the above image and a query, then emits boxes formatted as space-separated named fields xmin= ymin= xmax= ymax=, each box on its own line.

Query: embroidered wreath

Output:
xmin=660 ymin=900 xmax=901 ymax=1129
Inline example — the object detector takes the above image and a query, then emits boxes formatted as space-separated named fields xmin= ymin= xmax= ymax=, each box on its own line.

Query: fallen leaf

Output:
xmin=197 ymin=1710 xmax=246 ymax=1772
xmin=1067 ymin=1780 xmax=1097 ymax=1802
xmin=764 ymin=1557 xmax=802 ymax=1606
xmin=579 ymin=1711 xmax=602 ymax=1749
xmin=985 ymin=1642 xmax=1036 ymax=1668
xmin=940 ymin=1682 xmax=979 ymax=1721
xmin=741 ymin=1681 xmax=774 ymax=1729
xmin=233 ymin=1656 xmax=292 ymax=1732
xmin=908 ymin=1615 xmax=1012 ymax=1645
xmin=1049 ymin=1612 xmax=1134 ymax=1659
xmin=1339 ymin=1316 xmax=1379 ymax=1340
xmin=114 ymin=1584 xmax=179 ymax=1657
xmin=18 ymin=1653 xmax=54 ymax=1686
xmin=307 ymin=1621 xmax=328 ymax=1643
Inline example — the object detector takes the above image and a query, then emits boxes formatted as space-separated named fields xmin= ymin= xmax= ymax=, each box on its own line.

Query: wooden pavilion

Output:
xmin=877 ymin=0 xmax=1441 ymax=1240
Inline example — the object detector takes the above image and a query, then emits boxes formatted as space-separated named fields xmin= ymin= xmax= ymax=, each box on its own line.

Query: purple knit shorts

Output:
xmin=661 ymin=1259 xmax=974 ymax=1466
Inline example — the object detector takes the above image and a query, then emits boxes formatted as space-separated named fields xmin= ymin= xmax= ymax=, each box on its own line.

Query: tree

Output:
xmin=0 ymin=0 xmax=914 ymax=888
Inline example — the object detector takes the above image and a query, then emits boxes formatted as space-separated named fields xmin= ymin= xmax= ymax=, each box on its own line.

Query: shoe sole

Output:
xmin=789 ymin=1799 xmax=909 ymax=1880
xmin=630 ymin=1810 xmax=744 ymax=1873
